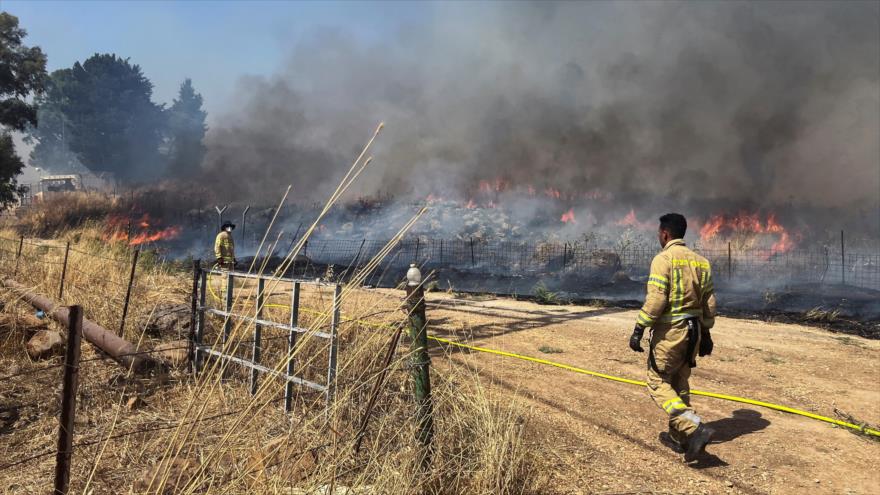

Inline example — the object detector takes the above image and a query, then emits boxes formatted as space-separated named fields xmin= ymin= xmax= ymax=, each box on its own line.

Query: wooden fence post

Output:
xmin=470 ymin=237 xmax=475 ymax=267
xmin=54 ymin=305 xmax=83 ymax=495
xmin=405 ymin=264 xmax=433 ymax=471
xmin=58 ymin=241 xmax=71 ymax=299
xmin=118 ymin=249 xmax=140 ymax=336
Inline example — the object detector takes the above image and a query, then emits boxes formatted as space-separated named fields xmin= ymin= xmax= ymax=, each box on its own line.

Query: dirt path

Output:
xmin=400 ymin=291 xmax=880 ymax=494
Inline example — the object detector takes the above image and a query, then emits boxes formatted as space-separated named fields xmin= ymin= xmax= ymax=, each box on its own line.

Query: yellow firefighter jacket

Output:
xmin=637 ymin=239 xmax=716 ymax=330
xmin=214 ymin=231 xmax=235 ymax=264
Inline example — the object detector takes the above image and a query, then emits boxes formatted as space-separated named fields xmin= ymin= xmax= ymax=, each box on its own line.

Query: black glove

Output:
xmin=629 ymin=325 xmax=645 ymax=353
xmin=699 ymin=330 xmax=713 ymax=357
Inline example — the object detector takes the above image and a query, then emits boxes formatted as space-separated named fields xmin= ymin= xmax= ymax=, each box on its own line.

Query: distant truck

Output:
xmin=39 ymin=174 xmax=82 ymax=193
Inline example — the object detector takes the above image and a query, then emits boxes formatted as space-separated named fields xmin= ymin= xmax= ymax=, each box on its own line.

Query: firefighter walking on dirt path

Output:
xmin=629 ymin=213 xmax=717 ymax=463
xmin=214 ymin=221 xmax=236 ymax=270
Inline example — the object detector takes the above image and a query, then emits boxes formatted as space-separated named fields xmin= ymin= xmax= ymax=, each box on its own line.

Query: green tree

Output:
xmin=0 ymin=12 xmax=46 ymax=208
xmin=25 ymin=77 xmax=85 ymax=174
xmin=47 ymin=54 xmax=166 ymax=182
xmin=166 ymin=78 xmax=207 ymax=177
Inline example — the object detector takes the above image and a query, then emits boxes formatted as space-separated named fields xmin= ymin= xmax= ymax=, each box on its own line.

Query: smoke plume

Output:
xmin=203 ymin=1 xmax=879 ymax=223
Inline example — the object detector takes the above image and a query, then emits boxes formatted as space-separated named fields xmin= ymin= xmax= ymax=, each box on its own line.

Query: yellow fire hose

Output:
xmin=205 ymin=272 xmax=880 ymax=437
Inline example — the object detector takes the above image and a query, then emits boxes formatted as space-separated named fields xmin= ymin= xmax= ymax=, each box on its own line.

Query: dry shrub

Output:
xmin=16 ymin=191 xmax=121 ymax=237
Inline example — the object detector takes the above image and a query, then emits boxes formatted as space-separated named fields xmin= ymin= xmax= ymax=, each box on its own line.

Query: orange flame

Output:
xmin=616 ymin=209 xmax=652 ymax=229
xmin=560 ymin=208 xmax=576 ymax=224
xmin=104 ymin=213 xmax=181 ymax=246
xmin=699 ymin=212 xmax=798 ymax=254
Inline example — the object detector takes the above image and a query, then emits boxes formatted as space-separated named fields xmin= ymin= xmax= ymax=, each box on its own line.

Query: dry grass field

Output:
xmin=1 ymin=222 xmax=878 ymax=494
xmin=0 ymin=226 xmax=545 ymax=494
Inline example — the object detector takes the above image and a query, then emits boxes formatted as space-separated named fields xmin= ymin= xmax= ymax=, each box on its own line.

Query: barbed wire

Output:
xmin=68 ymin=246 xmax=130 ymax=264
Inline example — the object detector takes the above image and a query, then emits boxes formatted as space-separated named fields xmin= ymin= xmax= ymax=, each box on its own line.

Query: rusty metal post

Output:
xmin=188 ymin=260 xmax=201 ymax=371
xmin=405 ymin=264 xmax=433 ymax=470
xmin=250 ymin=277 xmax=264 ymax=395
xmin=353 ymin=321 xmax=404 ymax=454
xmin=194 ymin=270 xmax=207 ymax=374
xmin=284 ymin=281 xmax=301 ymax=413
xmin=54 ymin=305 xmax=83 ymax=495
xmin=58 ymin=241 xmax=71 ymax=299
xmin=13 ymin=236 xmax=23 ymax=276
xmin=118 ymin=249 xmax=140 ymax=336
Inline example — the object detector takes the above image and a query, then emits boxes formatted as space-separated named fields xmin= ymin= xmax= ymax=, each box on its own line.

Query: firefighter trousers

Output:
xmin=647 ymin=321 xmax=702 ymax=445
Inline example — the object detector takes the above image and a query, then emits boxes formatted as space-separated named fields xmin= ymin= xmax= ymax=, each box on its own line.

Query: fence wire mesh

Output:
xmin=283 ymin=238 xmax=880 ymax=291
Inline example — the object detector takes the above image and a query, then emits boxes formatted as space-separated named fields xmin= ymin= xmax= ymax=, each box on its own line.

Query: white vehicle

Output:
xmin=38 ymin=174 xmax=82 ymax=194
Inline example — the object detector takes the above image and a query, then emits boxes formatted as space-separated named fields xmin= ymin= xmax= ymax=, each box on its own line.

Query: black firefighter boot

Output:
xmin=659 ymin=429 xmax=687 ymax=454
xmin=685 ymin=424 xmax=715 ymax=463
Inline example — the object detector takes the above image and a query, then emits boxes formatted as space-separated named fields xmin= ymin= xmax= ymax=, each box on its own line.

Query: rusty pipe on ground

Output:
xmin=2 ymin=279 xmax=159 ymax=374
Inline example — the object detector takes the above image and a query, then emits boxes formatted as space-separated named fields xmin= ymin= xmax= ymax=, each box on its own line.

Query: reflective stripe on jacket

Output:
xmin=214 ymin=231 xmax=235 ymax=262
xmin=637 ymin=239 xmax=716 ymax=329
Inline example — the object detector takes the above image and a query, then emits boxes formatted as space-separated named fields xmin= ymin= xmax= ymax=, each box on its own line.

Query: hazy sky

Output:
xmin=3 ymin=0 xmax=425 ymax=121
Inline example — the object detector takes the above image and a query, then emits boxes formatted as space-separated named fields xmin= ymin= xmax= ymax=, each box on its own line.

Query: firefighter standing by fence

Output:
xmin=214 ymin=221 xmax=236 ymax=270
xmin=629 ymin=213 xmax=717 ymax=462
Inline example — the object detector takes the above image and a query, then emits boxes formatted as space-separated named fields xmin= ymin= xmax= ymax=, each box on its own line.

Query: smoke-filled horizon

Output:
xmin=203 ymin=1 xmax=879 ymax=220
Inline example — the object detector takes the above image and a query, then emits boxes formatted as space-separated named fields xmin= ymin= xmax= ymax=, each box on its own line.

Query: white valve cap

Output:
xmin=406 ymin=263 xmax=422 ymax=286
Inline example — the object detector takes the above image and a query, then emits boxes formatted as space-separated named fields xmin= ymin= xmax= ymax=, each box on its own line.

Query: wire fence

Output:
xmin=285 ymin=237 xmax=880 ymax=291
xmin=0 ymin=234 xmax=416 ymax=493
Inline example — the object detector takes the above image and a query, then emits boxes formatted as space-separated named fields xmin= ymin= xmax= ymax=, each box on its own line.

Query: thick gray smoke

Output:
xmin=204 ymin=1 xmax=879 ymax=219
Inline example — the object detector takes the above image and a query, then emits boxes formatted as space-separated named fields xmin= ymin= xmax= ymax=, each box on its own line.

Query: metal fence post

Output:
xmin=353 ymin=320 xmax=404 ymax=454
xmin=250 ymin=277 xmax=264 ymax=395
xmin=224 ymin=272 xmax=234 ymax=342
xmin=214 ymin=205 xmax=228 ymax=231
xmin=285 ymin=281 xmax=301 ymax=413
xmin=241 ymin=205 xmax=250 ymax=252
xmin=727 ymin=242 xmax=732 ymax=280
xmin=188 ymin=260 xmax=201 ymax=371
xmin=54 ymin=305 xmax=83 ymax=495
xmin=405 ymin=264 xmax=433 ymax=470
xmin=326 ymin=284 xmax=341 ymax=406
xmin=840 ymin=230 xmax=845 ymax=285
xmin=195 ymin=270 xmax=207 ymax=374
xmin=470 ymin=237 xmax=475 ymax=267
xmin=13 ymin=236 xmax=23 ymax=276
xmin=118 ymin=249 xmax=140 ymax=337
xmin=58 ymin=241 xmax=71 ymax=299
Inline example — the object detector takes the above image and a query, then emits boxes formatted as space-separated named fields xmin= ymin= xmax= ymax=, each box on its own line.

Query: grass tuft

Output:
xmin=533 ymin=283 xmax=560 ymax=305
